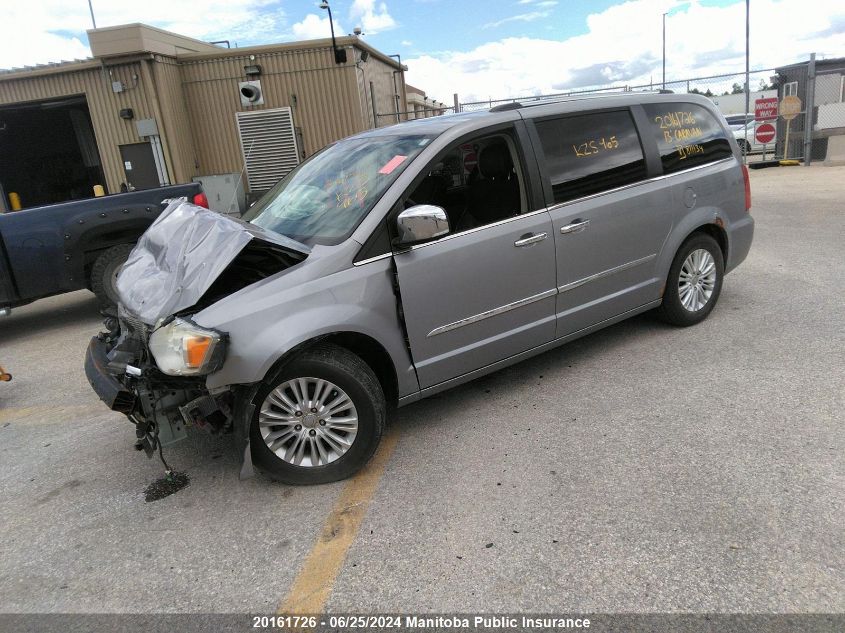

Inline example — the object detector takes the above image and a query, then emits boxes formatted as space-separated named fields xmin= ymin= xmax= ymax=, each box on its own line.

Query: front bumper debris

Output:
xmin=85 ymin=311 xmax=242 ymax=469
xmin=84 ymin=336 xmax=136 ymax=413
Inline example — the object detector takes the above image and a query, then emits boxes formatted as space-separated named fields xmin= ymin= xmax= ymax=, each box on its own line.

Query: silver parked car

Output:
xmin=85 ymin=93 xmax=754 ymax=484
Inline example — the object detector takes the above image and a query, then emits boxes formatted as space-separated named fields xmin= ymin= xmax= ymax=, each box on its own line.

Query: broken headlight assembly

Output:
xmin=148 ymin=318 xmax=227 ymax=376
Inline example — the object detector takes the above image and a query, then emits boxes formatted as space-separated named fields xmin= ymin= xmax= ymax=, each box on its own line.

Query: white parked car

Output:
xmin=731 ymin=121 xmax=767 ymax=154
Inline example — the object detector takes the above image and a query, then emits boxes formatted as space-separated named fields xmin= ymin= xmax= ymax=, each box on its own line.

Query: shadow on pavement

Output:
xmin=0 ymin=291 xmax=103 ymax=345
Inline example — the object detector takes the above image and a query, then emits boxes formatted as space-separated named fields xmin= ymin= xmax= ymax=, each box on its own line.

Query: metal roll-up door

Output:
xmin=235 ymin=107 xmax=300 ymax=193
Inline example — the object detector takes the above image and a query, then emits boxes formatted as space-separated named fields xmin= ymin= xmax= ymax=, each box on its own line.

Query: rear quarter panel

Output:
xmin=655 ymin=157 xmax=752 ymax=281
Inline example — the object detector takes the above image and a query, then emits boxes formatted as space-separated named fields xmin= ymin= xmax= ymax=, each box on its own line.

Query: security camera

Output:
xmin=353 ymin=26 xmax=362 ymax=35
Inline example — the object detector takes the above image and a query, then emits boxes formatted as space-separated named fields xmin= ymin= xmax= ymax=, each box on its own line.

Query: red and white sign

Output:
xmin=755 ymin=97 xmax=778 ymax=121
xmin=755 ymin=122 xmax=777 ymax=144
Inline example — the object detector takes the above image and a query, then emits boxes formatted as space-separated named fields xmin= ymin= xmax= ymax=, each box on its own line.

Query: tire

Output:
xmin=90 ymin=244 xmax=133 ymax=306
xmin=250 ymin=344 xmax=386 ymax=485
xmin=657 ymin=233 xmax=724 ymax=327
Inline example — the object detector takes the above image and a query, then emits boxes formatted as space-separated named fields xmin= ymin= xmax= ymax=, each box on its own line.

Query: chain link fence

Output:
xmin=456 ymin=57 xmax=845 ymax=164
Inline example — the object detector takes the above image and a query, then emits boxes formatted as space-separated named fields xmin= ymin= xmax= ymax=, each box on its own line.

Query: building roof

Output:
xmin=0 ymin=23 xmax=406 ymax=80
xmin=775 ymin=56 xmax=845 ymax=71
xmin=176 ymin=35 xmax=405 ymax=70
xmin=87 ymin=23 xmax=222 ymax=58
xmin=0 ymin=58 xmax=99 ymax=78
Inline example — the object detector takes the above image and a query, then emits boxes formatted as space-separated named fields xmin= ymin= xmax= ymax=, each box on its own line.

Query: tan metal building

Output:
xmin=0 ymin=24 xmax=411 ymax=210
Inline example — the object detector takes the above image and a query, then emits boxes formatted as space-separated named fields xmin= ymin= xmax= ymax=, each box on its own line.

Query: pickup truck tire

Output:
xmin=658 ymin=233 xmax=724 ymax=327
xmin=250 ymin=344 xmax=386 ymax=485
xmin=90 ymin=244 xmax=133 ymax=306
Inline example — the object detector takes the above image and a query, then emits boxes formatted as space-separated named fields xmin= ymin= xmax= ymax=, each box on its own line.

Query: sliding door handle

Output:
xmin=514 ymin=232 xmax=548 ymax=247
xmin=560 ymin=219 xmax=590 ymax=235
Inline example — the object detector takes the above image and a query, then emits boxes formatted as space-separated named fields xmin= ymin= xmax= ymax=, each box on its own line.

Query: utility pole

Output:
xmin=744 ymin=0 xmax=750 ymax=160
xmin=662 ymin=12 xmax=667 ymax=90
xmin=88 ymin=0 xmax=97 ymax=29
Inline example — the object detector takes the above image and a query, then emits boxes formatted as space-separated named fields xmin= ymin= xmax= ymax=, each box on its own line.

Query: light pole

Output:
xmin=319 ymin=1 xmax=347 ymax=64
xmin=88 ymin=0 xmax=97 ymax=28
xmin=662 ymin=12 xmax=667 ymax=90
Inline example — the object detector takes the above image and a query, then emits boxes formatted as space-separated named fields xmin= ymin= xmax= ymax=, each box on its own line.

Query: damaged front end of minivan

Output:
xmin=84 ymin=201 xmax=309 ymax=469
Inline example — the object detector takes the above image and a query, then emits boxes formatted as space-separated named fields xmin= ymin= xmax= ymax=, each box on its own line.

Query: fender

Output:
xmin=195 ymin=256 xmax=419 ymax=399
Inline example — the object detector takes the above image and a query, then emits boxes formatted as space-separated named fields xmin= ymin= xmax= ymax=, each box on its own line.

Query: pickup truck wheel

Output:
xmin=658 ymin=233 xmax=724 ymax=327
xmin=250 ymin=344 xmax=386 ymax=485
xmin=90 ymin=244 xmax=133 ymax=306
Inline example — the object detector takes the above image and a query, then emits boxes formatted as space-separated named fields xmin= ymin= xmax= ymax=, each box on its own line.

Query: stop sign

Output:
xmin=755 ymin=122 xmax=776 ymax=144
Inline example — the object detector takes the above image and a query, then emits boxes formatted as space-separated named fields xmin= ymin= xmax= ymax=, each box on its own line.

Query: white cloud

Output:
xmin=349 ymin=0 xmax=397 ymax=34
xmin=406 ymin=0 xmax=845 ymax=103
xmin=0 ymin=0 xmax=286 ymax=69
xmin=483 ymin=11 xmax=550 ymax=29
xmin=291 ymin=14 xmax=344 ymax=40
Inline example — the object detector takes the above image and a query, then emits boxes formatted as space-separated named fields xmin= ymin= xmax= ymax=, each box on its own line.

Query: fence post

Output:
xmin=803 ymin=53 xmax=816 ymax=165
xmin=453 ymin=93 xmax=460 ymax=113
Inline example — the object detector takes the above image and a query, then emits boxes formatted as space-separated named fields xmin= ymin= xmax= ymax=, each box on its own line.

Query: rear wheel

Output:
xmin=90 ymin=244 xmax=133 ymax=306
xmin=250 ymin=344 xmax=386 ymax=485
xmin=658 ymin=233 xmax=724 ymax=327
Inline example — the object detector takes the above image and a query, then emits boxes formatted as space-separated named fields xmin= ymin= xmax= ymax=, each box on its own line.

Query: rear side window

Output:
xmin=534 ymin=110 xmax=647 ymax=204
xmin=642 ymin=102 xmax=732 ymax=173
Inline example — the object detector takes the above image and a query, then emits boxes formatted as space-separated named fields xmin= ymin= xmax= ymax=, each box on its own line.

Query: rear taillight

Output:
xmin=741 ymin=164 xmax=751 ymax=212
xmin=193 ymin=192 xmax=209 ymax=208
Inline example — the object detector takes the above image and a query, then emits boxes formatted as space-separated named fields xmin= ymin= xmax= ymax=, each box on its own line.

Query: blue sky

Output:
xmin=2 ymin=0 xmax=843 ymax=101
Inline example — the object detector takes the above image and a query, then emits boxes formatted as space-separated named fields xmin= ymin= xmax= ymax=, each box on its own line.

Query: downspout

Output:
xmin=140 ymin=57 xmax=176 ymax=185
xmin=355 ymin=60 xmax=374 ymax=130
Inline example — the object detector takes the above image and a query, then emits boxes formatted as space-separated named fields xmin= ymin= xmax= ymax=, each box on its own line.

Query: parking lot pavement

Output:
xmin=0 ymin=165 xmax=842 ymax=614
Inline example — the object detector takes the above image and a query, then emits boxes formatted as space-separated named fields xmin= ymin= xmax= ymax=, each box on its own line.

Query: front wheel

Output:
xmin=658 ymin=233 xmax=724 ymax=327
xmin=250 ymin=344 xmax=386 ymax=485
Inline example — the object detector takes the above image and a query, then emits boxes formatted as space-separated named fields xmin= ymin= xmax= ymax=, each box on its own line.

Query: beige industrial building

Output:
xmin=405 ymin=84 xmax=449 ymax=119
xmin=0 ymin=23 xmax=427 ymax=211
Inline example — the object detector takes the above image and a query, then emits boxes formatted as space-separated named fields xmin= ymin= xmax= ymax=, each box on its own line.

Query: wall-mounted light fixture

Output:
xmin=319 ymin=0 xmax=347 ymax=64
xmin=119 ymin=108 xmax=134 ymax=120
xmin=244 ymin=64 xmax=262 ymax=77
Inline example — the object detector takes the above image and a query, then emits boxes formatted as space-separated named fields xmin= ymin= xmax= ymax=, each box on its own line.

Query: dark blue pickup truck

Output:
xmin=0 ymin=184 xmax=207 ymax=313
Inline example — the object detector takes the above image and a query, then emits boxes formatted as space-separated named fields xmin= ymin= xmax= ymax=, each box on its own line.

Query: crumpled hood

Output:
xmin=117 ymin=201 xmax=309 ymax=325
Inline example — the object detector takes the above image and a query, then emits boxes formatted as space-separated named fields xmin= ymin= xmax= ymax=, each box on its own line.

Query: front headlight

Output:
xmin=148 ymin=318 xmax=226 ymax=376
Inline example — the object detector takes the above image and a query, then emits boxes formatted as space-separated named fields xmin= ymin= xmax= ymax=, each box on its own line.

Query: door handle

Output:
xmin=514 ymin=232 xmax=548 ymax=247
xmin=560 ymin=219 xmax=590 ymax=235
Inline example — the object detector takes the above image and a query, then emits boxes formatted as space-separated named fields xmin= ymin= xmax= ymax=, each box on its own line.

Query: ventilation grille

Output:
xmin=236 ymin=107 xmax=300 ymax=193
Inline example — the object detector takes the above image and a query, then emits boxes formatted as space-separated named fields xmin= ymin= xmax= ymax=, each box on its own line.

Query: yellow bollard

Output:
xmin=8 ymin=192 xmax=21 ymax=211
xmin=93 ymin=184 xmax=105 ymax=197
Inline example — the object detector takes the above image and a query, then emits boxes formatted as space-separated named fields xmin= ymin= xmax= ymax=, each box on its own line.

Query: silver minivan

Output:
xmin=85 ymin=93 xmax=754 ymax=484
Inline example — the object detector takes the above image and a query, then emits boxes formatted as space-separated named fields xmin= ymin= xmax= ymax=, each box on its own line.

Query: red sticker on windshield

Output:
xmin=379 ymin=155 xmax=407 ymax=174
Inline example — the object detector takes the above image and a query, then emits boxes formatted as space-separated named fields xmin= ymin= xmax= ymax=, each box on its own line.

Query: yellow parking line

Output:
xmin=277 ymin=431 xmax=399 ymax=615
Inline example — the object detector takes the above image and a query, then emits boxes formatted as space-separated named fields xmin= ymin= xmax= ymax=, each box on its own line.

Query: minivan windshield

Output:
xmin=242 ymin=133 xmax=435 ymax=245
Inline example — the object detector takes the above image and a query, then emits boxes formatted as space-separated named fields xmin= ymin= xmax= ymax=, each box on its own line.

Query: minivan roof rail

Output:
xmin=486 ymin=89 xmax=679 ymax=112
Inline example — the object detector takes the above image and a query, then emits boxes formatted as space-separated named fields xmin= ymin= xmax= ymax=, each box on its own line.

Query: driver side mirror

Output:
xmin=396 ymin=205 xmax=450 ymax=246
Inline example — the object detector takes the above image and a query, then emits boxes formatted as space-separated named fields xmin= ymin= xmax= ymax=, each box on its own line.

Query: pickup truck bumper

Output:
xmin=84 ymin=336 xmax=137 ymax=414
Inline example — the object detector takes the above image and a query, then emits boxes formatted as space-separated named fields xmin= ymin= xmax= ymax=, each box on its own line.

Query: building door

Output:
xmin=119 ymin=143 xmax=160 ymax=190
